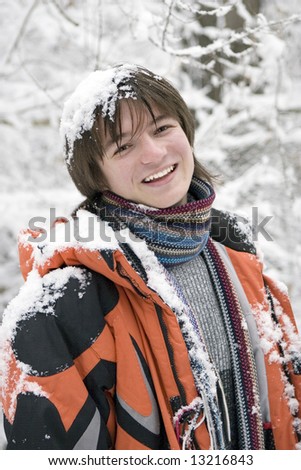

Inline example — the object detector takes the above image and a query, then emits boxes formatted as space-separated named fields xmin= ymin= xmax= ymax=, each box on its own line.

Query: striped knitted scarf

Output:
xmin=100 ymin=177 xmax=215 ymax=266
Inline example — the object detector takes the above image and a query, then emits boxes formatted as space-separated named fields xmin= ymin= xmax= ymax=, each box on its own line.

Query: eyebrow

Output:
xmin=105 ymin=114 xmax=171 ymax=149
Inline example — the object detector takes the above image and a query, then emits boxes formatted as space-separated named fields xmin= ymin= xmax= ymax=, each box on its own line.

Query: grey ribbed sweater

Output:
xmin=167 ymin=254 xmax=237 ymax=448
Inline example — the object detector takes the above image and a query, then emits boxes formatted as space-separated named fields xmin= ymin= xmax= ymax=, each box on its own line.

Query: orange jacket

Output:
xmin=1 ymin=211 xmax=300 ymax=450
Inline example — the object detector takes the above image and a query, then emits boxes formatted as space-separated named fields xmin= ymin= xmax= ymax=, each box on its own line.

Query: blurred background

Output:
xmin=0 ymin=0 xmax=300 ymax=332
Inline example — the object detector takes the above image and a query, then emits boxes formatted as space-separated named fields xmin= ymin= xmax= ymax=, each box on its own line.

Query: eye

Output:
xmin=155 ymin=125 xmax=170 ymax=135
xmin=113 ymin=143 xmax=131 ymax=156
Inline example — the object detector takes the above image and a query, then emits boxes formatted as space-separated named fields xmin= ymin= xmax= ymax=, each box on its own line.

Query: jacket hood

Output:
xmin=18 ymin=209 xmax=121 ymax=279
xmin=17 ymin=208 xmax=190 ymax=314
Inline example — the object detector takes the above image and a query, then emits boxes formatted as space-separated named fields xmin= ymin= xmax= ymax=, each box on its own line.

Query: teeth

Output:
xmin=144 ymin=165 xmax=175 ymax=182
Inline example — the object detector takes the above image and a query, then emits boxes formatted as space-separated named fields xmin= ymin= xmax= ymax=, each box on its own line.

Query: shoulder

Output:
xmin=55 ymin=264 xmax=119 ymax=319
xmin=210 ymin=207 xmax=256 ymax=255
xmin=7 ymin=266 xmax=119 ymax=375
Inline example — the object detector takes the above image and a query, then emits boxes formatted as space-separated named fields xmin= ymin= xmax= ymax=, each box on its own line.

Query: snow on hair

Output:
xmin=60 ymin=64 xmax=161 ymax=166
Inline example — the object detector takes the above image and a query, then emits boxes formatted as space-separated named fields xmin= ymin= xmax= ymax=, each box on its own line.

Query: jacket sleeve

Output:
xmin=263 ymin=274 xmax=301 ymax=408
xmin=1 ymin=268 xmax=117 ymax=450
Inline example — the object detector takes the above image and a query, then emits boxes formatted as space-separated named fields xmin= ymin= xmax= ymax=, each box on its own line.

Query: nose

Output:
xmin=139 ymin=135 xmax=166 ymax=165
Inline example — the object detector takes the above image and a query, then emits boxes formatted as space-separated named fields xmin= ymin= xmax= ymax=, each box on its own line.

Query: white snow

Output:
xmin=252 ymin=288 xmax=301 ymax=421
xmin=0 ymin=267 xmax=89 ymax=344
xmin=60 ymin=64 xmax=140 ymax=165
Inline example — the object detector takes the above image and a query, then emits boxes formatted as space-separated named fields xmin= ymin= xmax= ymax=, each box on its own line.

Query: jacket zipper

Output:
xmin=116 ymin=262 xmax=149 ymax=299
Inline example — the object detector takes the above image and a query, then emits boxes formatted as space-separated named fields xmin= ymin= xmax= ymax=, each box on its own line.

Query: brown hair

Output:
xmin=64 ymin=64 xmax=214 ymax=200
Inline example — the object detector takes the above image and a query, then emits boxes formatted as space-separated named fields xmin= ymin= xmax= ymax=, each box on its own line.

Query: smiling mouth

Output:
xmin=143 ymin=164 xmax=177 ymax=183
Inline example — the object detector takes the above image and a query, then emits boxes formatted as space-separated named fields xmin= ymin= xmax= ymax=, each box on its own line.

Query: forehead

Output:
xmin=117 ymin=100 xmax=157 ymax=130
xmin=101 ymin=99 xmax=165 ymax=141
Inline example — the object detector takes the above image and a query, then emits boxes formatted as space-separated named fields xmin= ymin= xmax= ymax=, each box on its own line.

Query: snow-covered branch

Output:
xmin=153 ymin=11 xmax=301 ymax=62
xmin=175 ymin=0 xmax=235 ymax=18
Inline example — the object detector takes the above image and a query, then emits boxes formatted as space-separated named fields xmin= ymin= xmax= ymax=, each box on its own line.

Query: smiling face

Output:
xmin=99 ymin=101 xmax=195 ymax=208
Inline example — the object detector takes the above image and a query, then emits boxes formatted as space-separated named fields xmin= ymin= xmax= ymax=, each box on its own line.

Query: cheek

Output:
xmin=100 ymin=158 xmax=119 ymax=177
xmin=99 ymin=162 xmax=115 ymax=191
xmin=181 ymin=141 xmax=194 ymax=168
xmin=175 ymin=131 xmax=193 ymax=157
xmin=100 ymin=160 xmax=132 ymax=193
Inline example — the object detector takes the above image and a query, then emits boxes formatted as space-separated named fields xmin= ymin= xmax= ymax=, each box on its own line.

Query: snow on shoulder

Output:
xmin=18 ymin=209 xmax=120 ymax=271
xmin=60 ymin=63 xmax=139 ymax=165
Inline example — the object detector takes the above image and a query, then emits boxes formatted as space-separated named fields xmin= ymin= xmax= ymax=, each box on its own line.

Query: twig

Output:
xmin=175 ymin=0 xmax=235 ymax=18
xmin=3 ymin=0 xmax=40 ymax=66
xmin=94 ymin=0 xmax=103 ymax=70
xmin=162 ymin=0 xmax=177 ymax=50
xmin=49 ymin=0 xmax=79 ymax=27
xmin=21 ymin=61 xmax=61 ymax=109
